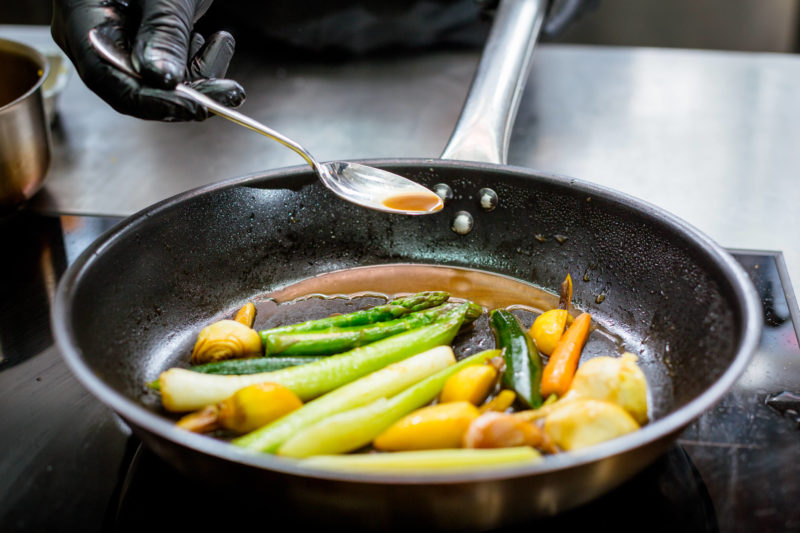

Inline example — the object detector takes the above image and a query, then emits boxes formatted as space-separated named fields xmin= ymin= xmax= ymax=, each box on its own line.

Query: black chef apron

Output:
xmin=202 ymin=0 xmax=490 ymax=54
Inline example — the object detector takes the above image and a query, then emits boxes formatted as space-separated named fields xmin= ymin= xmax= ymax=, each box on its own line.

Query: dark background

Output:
xmin=5 ymin=0 xmax=800 ymax=53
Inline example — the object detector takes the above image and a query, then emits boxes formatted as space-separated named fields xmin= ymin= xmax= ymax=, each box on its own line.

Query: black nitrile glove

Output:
xmin=51 ymin=0 xmax=246 ymax=121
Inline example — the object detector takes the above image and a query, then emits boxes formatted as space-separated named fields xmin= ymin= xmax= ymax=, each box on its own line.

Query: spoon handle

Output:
xmin=173 ymin=84 xmax=316 ymax=167
xmin=87 ymin=29 xmax=317 ymax=169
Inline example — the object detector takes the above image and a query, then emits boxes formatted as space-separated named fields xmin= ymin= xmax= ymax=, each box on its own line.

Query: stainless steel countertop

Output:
xmin=3 ymin=25 xmax=800 ymax=292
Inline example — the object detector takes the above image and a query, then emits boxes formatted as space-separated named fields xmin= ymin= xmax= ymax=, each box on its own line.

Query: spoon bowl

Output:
xmin=87 ymin=30 xmax=443 ymax=215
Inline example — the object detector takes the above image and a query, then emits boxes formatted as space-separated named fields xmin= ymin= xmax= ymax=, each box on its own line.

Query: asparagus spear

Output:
xmin=258 ymin=291 xmax=450 ymax=340
xmin=301 ymin=447 xmax=541 ymax=472
xmin=233 ymin=345 xmax=458 ymax=453
xmin=147 ymin=355 xmax=322 ymax=390
xmin=264 ymin=302 xmax=483 ymax=356
xmin=276 ymin=349 xmax=500 ymax=458
xmin=190 ymin=356 xmax=325 ymax=375
xmin=146 ymin=356 xmax=325 ymax=391
xmin=389 ymin=291 xmax=451 ymax=311
xmin=158 ymin=304 xmax=468 ymax=412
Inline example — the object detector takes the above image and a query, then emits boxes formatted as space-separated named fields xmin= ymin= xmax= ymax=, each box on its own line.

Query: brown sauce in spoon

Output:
xmin=382 ymin=193 xmax=443 ymax=213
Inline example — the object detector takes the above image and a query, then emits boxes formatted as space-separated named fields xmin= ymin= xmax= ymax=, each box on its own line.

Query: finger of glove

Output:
xmin=189 ymin=32 xmax=205 ymax=59
xmin=188 ymin=78 xmax=247 ymax=109
xmin=189 ymin=31 xmax=235 ymax=80
xmin=80 ymin=60 xmax=205 ymax=121
xmin=193 ymin=0 xmax=215 ymax=21
xmin=51 ymin=0 xmax=126 ymax=73
xmin=50 ymin=2 xmax=203 ymax=121
xmin=133 ymin=0 xmax=203 ymax=89
xmin=90 ymin=39 xmax=203 ymax=121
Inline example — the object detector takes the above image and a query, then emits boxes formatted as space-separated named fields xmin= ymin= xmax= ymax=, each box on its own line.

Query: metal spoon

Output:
xmin=88 ymin=30 xmax=443 ymax=215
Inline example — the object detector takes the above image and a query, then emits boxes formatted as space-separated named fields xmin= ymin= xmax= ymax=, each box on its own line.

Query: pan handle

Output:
xmin=440 ymin=0 xmax=547 ymax=165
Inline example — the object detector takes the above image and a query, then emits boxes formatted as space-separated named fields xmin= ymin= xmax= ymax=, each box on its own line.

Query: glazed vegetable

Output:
xmin=463 ymin=411 xmax=555 ymax=452
xmin=389 ymin=291 xmax=453 ymax=312
xmin=190 ymin=355 xmax=325 ymax=375
xmin=147 ymin=356 xmax=324 ymax=391
xmin=530 ymin=274 xmax=573 ymax=355
xmin=233 ymin=345 xmax=458 ymax=453
xmin=159 ymin=308 xmax=467 ymax=412
xmin=190 ymin=319 xmax=262 ymax=365
xmin=301 ymin=447 xmax=542 ymax=472
xmin=264 ymin=302 xmax=482 ymax=356
xmin=439 ymin=364 xmax=498 ymax=405
xmin=558 ymin=274 xmax=574 ymax=310
xmin=373 ymin=401 xmax=480 ymax=451
xmin=259 ymin=291 xmax=450 ymax=339
xmin=543 ymin=398 xmax=639 ymax=451
xmin=479 ymin=390 xmax=517 ymax=413
xmin=530 ymin=309 xmax=570 ymax=356
xmin=151 ymin=279 xmax=656 ymax=467
xmin=490 ymin=309 xmax=543 ymax=409
xmin=276 ymin=349 xmax=500 ymax=458
xmin=514 ymin=353 xmax=648 ymax=430
xmin=234 ymin=302 xmax=257 ymax=327
xmin=560 ymin=353 xmax=649 ymax=424
xmin=540 ymin=312 xmax=592 ymax=398
xmin=176 ymin=382 xmax=302 ymax=434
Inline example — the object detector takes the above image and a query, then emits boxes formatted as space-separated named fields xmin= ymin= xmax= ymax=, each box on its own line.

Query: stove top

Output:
xmin=1 ymin=212 xmax=798 ymax=532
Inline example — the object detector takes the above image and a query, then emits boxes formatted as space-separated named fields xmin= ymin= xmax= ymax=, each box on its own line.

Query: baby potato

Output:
xmin=439 ymin=364 xmax=498 ymax=405
xmin=563 ymin=353 xmax=649 ymax=424
xmin=374 ymin=401 xmax=480 ymax=451
xmin=544 ymin=398 xmax=639 ymax=451
xmin=530 ymin=309 xmax=570 ymax=356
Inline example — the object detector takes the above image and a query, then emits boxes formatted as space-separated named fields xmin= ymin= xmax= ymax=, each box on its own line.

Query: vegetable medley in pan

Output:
xmin=149 ymin=275 xmax=649 ymax=472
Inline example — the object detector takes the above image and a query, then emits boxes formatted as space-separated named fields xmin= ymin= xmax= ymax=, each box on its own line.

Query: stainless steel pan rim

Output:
xmin=52 ymin=157 xmax=762 ymax=485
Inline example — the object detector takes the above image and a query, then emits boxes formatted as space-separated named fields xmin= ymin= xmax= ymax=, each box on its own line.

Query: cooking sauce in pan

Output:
xmin=381 ymin=193 xmax=443 ymax=213
xmin=248 ymin=264 xmax=625 ymax=360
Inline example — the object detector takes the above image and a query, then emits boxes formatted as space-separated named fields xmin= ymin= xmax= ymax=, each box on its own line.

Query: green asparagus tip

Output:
xmin=464 ymin=302 xmax=484 ymax=322
xmin=391 ymin=291 xmax=450 ymax=311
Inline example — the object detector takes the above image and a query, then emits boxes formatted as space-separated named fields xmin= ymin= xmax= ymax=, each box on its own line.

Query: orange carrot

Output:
xmin=539 ymin=312 xmax=592 ymax=398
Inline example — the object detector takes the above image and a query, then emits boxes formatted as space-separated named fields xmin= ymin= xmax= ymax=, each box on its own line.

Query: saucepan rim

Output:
xmin=0 ymin=37 xmax=50 ymax=113
xmin=52 ymin=158 xmax=762 ymax=485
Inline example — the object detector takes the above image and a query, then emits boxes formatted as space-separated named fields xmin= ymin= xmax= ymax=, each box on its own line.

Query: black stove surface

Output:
xmin=1 ymin=212 xmax=798 ymax=532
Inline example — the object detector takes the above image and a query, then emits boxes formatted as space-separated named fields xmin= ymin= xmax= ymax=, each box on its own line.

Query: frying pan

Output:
xmin=52 ymin=0 xmax=761 ymax=529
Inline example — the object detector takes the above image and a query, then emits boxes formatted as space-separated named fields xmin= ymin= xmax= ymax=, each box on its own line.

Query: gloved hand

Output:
xmin=51 ymin=0 xmax=246 ymax=121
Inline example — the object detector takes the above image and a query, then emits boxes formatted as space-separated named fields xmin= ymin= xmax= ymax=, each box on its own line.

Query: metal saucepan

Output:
xmin=52 ymin=0 xmax=761 ymax=529
xmin=0 ymin=38 xmax=51 ymax=212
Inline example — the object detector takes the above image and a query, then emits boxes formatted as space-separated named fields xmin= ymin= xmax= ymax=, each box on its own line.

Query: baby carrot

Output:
xmin=539 ymin=312 xmax=592 ymax=398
